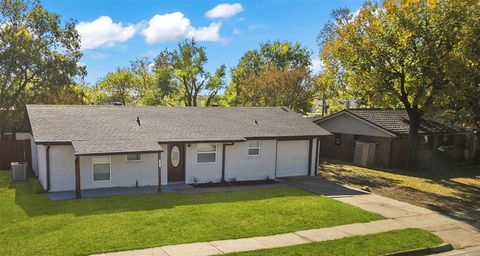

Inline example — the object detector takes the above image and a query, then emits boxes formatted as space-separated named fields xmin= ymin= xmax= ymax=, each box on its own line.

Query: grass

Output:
xmin=321 ymin=161 xmax=480 ymax=221
xmin=226 ymin=229 xmax=443 ymax=256
xmin=0 ymin=171 xmax=382 ymax=256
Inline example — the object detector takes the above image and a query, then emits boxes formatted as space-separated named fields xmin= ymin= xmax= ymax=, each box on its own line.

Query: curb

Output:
xmin=387 ymin=243 xmax=454 ymax=256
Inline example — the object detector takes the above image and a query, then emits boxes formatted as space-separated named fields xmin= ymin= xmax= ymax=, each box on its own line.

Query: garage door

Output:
xmin=275 ymin=140 xmax=309 ymax=177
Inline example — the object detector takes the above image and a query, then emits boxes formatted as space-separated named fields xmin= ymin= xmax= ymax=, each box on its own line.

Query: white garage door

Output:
xmin=275 ymin=140 xmax=309 ymax=177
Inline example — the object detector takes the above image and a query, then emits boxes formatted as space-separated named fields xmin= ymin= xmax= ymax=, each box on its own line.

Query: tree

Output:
xmin=130 ymin=57 xmax=156 ymax=105
xmin=236 ymin=67 xmax=315 ymax=114
xmin=95 ymin=68 xmax=137 ymax=105
xmin=440 ymin=2 xmax=480 ymax=130
xmin=318 ymin=0 xmax=472 ymax=169
xmin=152 ymin=39 xmax=226 ymax=106
xmin=0 ymin=0 xmax=85 ymax=137
xmin=227 ymin=40 xmax=312 ymax=105
xmin=226 ymin=40 xmax=316 ymax=112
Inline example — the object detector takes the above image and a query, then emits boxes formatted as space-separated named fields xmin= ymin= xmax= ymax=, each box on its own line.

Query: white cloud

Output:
xmin=233 ymin=28 xmax=242 ymax=35
xmin=142 ymin=12 xmax=222 ymax=43
xmin=311 ymin=58 xmax=324 ymax=74
xmin=77 ymin=16 xmax=137 ymax=50
xmin=205 ymin=3 xmax=244 ymax=19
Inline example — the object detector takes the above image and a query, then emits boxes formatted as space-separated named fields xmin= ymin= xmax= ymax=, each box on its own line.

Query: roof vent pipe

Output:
xmin=136 ymin=117 xmax=141 ymax=126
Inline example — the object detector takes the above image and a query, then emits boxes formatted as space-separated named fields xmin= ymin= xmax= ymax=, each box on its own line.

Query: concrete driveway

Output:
xmin=277 ymin=176 xmax=367 ymax=197
xmin=277 ymin=176 xmax=480 ymax=251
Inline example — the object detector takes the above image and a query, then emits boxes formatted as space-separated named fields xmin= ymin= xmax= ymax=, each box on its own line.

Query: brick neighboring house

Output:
xmin=313 ymin=109 xmax=471 ymax=169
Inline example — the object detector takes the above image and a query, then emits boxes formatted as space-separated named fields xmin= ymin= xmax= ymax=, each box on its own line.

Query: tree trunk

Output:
xmin=407 ymin=110 xmax=421 ymax=170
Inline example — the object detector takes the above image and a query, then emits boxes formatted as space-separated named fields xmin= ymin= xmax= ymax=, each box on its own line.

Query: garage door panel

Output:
xmin=276 ymin=140 xmax=309 ymax=177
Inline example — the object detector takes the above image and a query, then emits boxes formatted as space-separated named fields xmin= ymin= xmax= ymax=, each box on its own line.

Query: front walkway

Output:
xmin=91 ymin=176 xmax=480 ymax=256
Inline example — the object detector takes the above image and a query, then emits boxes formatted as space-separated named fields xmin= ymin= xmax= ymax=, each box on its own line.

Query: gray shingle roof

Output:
xmin=316 ymin=108 xmax=463 ymax=136
xmin=27 ymin=105 xmax=329 ymax=155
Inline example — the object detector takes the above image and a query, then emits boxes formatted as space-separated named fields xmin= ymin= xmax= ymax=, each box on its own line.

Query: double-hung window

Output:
xmin=127 ymin=154 xmax=142 ymax=162
xmin=248 ymin=140 xmax=260 ymax=156
xmin=197 ymin=144 xmax=217 ymax=163
xmin=92 ymin=156 xmax=111 ymax=181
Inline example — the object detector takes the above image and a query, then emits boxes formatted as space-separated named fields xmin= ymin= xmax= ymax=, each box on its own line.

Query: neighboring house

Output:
xmin=314 ymin=109 xmax=469 ymax=169
xmin=27 ymin=105 xmax=330 ymax=198
xmin=0 ymin=110 xmax=34 ymax=171
xmin=0 ymin=110 xmax=31 ymax=140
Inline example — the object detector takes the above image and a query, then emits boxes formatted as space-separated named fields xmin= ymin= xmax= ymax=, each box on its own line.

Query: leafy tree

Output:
xmin=0 ymin=0 xmax=85 ymax=137
xmin=227 ymin=40 xmax=312 ymax=104
xmin=318 ymin=0 xmax=472 ymax=169
xmin=152 ymin=39 xmax=226 ymax=106
xmin=440 ymin=2 xmax=480 ymax=130
xmin=130 ymin=57 xmax=156 ymax=105
xmin=236 ymin=67 xmax=315 ymax=114
xmin=94 ymin=68 xmax=137 ymax=105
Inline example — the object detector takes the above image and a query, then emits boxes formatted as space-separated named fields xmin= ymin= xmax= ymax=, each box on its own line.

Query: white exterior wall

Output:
xmin=225 ymin=140 xmax=276 ymax=181
xmin=49 ymin=145 xmax=76 ymax=191
xmin=30 ymin=136 xmax=38 ymax=175
xmin=319 ymin=113 xmax=392 ymax=137
xmin=79 ymin=153 xmax=158 ymax=190
xmin=36 ymin=144 xmax=47 ymax=190
xmin=276 ymin=140 xmax=309 ymax=177
xmin=185 ymin=143 xmax=223 ymax=184
xmin=40 ymin=138 xmax=320 ymax=191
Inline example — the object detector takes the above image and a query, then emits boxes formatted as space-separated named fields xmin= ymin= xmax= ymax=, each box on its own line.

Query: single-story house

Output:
xmin=313 ymin=109 xmax=470 ymax=169
xmin=27 ymin=105 xmax=330 ymax=198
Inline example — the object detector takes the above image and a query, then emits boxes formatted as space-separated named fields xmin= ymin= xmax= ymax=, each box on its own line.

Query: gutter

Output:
xmin=222 ymin=142 xmax=235 ymax=182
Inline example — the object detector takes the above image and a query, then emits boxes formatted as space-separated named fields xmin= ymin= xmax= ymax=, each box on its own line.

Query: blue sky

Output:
xmin=42 ymin=0 xmax=362 ymax=84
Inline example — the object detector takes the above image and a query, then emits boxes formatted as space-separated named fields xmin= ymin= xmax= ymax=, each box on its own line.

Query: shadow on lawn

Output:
xmin=320 ymin=162 xmax=480 ymax=227
xmin=6 ymin=174 xmax=311 ymax=218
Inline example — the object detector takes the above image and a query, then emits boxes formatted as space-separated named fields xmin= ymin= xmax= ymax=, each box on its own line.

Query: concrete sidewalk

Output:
xmin=91 ymin=177 xmax=480 ymax=256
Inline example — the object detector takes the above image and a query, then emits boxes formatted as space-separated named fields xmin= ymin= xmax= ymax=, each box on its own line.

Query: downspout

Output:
xmin=46 ymin=145 xmax=50 ymax=192
xmin=222 ymin=142 xmax=234 ymax=182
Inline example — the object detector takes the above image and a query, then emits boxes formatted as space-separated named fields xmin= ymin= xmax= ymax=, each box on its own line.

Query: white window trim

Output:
xmin=247 ymin=140 xmax=261 ymax=156
xmin=196 ymin=143 xmax=217 ymax=164
xmin=126 ymin=153 xmax=142 ymax=162
xmin=92 ymin=156 xmax=111 ymax=182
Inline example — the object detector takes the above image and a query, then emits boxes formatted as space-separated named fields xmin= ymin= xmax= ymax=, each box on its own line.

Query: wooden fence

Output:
xmin=0 ymin=139 xmax=32 ymax=171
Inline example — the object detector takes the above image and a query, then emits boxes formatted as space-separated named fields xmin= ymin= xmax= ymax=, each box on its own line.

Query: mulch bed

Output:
xmin=191 ymin=179 xmax=278 ymax=188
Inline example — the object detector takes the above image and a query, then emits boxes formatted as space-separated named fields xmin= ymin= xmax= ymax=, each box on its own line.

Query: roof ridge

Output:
xmin=26 ymin=104 xmax=285 ymax=109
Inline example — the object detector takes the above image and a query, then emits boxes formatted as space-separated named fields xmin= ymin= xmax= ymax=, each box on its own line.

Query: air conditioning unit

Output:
xmin=11 ymin=162 xmax=28 ymax=182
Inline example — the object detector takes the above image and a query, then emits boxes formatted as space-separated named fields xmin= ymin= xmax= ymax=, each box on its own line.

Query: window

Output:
xmin=93 ymin=156 xmax=110 ymax=181
xmin=333 ymin=133 xmax=342 ymax=146
xmin=248 ymin=140 xmax=260 ymax=156
xmin=439 ymin=135 xmax=453 ymax=147
xmin=127 ymin=154 xmax=142 ymax=162
xmin=197 ymin=144 xmax=217 ymax=163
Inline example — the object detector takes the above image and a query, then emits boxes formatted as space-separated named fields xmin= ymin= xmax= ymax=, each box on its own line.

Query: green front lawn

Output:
xmin=0 ymin=171 xmax=382 ymax=256
xmin=227 ymin=229 xmax=443 ymax=256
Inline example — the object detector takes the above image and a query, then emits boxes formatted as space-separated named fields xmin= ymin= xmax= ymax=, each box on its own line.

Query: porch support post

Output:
xmin=308 ymin=139 xmax=313 ymax=176
xmin=75 ymin=155 xmax=81 ymax=199
xmin=157 ymin=152 xmax=162 ymax=192
xmin=315 ymin=139 xmax=320 ymax=176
